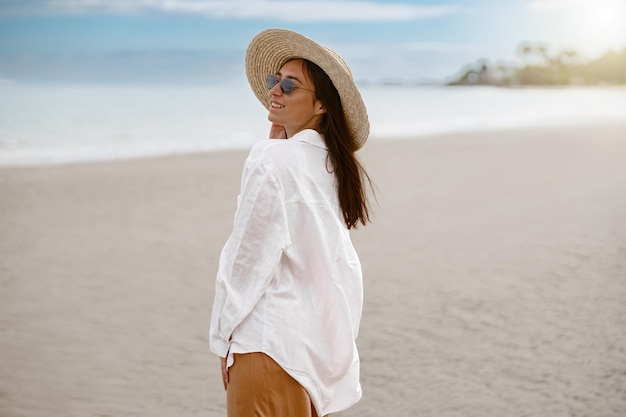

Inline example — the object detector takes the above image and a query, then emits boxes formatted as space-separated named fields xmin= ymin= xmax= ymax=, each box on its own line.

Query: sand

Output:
xmin=1 ymin=123 xmax=626 ymax=417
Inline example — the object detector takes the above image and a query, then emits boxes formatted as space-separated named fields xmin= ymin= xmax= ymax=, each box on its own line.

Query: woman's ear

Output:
xmin=314 ymin=100 xmax=326 ymax=115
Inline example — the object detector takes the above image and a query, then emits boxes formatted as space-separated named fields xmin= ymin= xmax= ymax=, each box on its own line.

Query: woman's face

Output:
xmin=268 ymin=59 xmax=325 ymax=138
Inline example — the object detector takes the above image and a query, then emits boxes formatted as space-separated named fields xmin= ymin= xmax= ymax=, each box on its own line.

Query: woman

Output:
xmin=209 ymin=28 xmax=372 ymax=417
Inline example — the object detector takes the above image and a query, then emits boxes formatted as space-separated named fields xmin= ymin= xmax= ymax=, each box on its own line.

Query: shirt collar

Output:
xmin=291 ymin=129 xmax=327 ymax=150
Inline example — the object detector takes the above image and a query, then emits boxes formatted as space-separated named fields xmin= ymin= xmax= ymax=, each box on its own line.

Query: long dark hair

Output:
xmin=302 ymin=59 xmax=372 ymax=229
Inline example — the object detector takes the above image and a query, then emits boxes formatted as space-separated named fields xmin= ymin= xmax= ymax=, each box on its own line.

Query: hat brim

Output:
xmin=245 ymin=29 xmax=369 ymax=149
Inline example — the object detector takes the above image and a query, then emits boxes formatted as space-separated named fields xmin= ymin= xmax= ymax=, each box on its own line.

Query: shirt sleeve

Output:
xmin=209 ymin=152 xmax=291 ymax=357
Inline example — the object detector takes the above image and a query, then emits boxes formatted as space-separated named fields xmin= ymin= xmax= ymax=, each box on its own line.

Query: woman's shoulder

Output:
xmin=246 ymin=130 xmax=325 ymax=178
xmin=241 ymin=139 xmax=294 ymax=181
xmin=248 ymin=137 xmax=301 ymax=167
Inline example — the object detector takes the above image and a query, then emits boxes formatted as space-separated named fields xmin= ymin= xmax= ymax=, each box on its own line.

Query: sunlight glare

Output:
xmin=574 ymin=0 xmax=626 ymax=55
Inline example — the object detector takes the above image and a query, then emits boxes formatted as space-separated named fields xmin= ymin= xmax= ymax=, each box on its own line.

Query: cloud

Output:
xmin=528 ymin=0 xmax=580 ymax=11
xmin=527 ymin=0 xmax=616 ymax=11
xmin=0 ymin=0 xmax=460 ymax=21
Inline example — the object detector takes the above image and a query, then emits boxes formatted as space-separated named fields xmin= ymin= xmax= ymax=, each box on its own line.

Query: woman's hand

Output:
xmin=221 ymin=357 xmax=229 ymax=390
xmin=269 ymin=123 xmax=287 ymax=139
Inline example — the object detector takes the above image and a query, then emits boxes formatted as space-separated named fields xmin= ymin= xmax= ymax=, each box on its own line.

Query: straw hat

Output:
xmin=245 ymin=28 xmax=369 ymax=149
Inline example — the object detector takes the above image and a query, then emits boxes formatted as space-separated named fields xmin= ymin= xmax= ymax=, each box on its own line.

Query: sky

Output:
xmin=1 ymin=0 xmax=625 ymax=84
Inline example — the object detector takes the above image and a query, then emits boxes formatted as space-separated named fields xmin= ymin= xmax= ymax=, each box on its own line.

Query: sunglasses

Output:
xmin=265 ymin=75 xmax=315 ymax=95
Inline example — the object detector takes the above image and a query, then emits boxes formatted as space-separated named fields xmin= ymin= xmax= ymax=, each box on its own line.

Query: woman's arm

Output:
xmin=209 ymin=154 xmax=290 ymax=357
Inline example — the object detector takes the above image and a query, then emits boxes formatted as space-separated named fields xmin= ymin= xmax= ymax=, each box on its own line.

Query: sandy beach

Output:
xmin=1 ymin=123 xmax=626 ymax=417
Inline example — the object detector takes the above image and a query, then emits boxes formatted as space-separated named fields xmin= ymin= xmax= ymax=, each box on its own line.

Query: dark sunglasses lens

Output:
xmin=265 ymin=75 xmax=278 ymax=90
xmin=265 ymin=75 xmax=295 ymax=94
xmin=280 ymin=79 xmax=294 ymax=94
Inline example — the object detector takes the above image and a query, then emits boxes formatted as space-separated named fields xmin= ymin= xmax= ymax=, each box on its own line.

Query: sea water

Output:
xmin=1 ymin=82 xmax=625 ymax=167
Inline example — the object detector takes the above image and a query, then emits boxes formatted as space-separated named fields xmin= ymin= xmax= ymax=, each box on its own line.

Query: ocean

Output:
xmin=1 ymin=82 xmax=625 ymax=167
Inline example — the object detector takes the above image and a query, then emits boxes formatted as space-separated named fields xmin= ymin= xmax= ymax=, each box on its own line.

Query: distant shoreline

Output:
xmin=3 ymin=121 xmax=626 ymax=170
xmin=2 ymin=84 xmax=625 ymax=168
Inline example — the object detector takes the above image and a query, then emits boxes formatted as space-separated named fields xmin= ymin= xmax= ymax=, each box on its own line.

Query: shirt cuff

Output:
xmin=209 ymin=337 xmax=231 ymax=358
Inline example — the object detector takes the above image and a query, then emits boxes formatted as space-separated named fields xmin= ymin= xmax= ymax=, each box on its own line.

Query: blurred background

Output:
xmin=2 ymin=2 xmax=626 ymax=417
xmin=1 ymin=0 xmax=625 ymax=165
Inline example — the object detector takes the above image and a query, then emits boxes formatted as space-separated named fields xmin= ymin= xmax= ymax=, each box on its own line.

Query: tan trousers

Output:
xmin=227 ymin=352 xmax=328 ymax=417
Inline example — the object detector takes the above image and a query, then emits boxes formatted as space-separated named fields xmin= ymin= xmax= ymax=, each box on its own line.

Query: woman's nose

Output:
xmin=269 ymin=82 xmax=282 ymax=96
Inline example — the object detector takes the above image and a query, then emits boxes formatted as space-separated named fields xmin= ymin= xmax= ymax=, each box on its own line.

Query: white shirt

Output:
xmin=209 ymin=129 xmax=363 ymax=416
